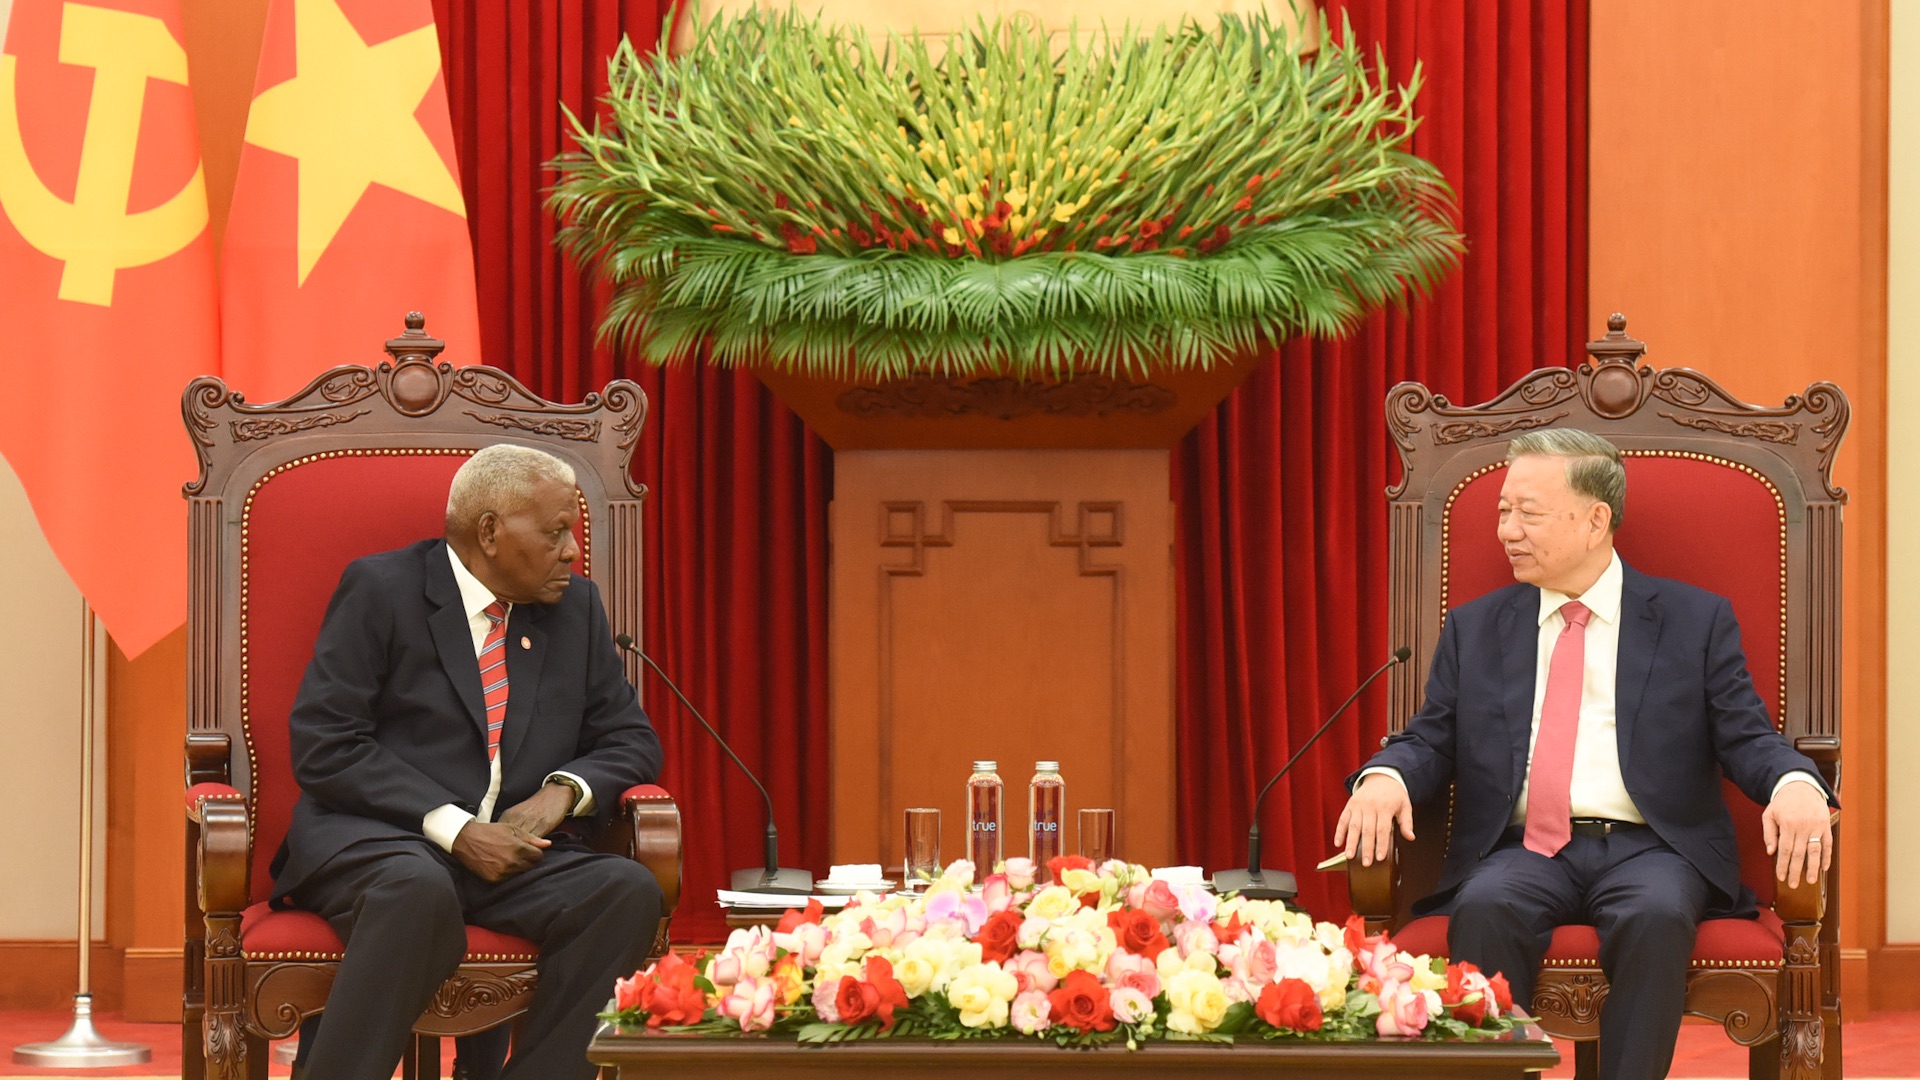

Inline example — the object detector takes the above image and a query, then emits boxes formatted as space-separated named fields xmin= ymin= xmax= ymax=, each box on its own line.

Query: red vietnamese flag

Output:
xmin=220 ymin=0 xmax=479 ymax=399
xmin=0 ymin=0 xmax=219 ymax=657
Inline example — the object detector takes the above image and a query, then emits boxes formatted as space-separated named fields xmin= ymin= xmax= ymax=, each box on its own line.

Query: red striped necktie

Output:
xmin=1523 ymin=600 xmax=1590 ymax=857
xmin=479 ymin=601 xmax=509 ymax=759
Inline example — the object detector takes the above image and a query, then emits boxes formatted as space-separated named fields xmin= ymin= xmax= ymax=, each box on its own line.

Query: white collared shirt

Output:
xmin=420 ymin=545 xmax=594 ymax=853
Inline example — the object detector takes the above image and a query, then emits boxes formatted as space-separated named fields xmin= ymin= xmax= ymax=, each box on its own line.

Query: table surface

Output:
xmin=589 ymin=1022 xmax=1562 ymax=1080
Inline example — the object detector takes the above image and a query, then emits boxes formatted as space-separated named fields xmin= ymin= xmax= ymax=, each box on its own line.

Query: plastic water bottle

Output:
xmin=967 ymin=761 xmax=1003 ymax=876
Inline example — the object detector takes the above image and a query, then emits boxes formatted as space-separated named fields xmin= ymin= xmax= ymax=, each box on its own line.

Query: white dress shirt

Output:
xmin=1364 ymin=550 xmax=1821 ymax=823
xmin=421 ymin=546 xmax=595 ymax=853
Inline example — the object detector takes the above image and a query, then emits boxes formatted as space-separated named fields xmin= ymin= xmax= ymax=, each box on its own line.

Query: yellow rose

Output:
xmin=946 ymin=963 xmax=1018 ymax=1029
xmin=1166 ymin=969 xmax=1230 ymax=1033
xmin=1318 ymin=952 xmax=1353 ymax=1010
xmin=894 ymin=954 xmax=937 ymax=998
xmin=1025 ymin=885 xmax=1078 ymax=922
xmin=1407 ymin=954 xmax=1449 ymax=994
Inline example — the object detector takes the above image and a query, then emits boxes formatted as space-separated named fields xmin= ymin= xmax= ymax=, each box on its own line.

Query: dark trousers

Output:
xmin=1447 ymin=826 xmax=1711 ymax=1080
xmin=293 ymin=837 xmax=661 ymax=1080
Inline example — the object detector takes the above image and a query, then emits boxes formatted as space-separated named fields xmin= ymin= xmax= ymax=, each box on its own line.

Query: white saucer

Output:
xmin=814 ymin=880 xmax=895 ymax=895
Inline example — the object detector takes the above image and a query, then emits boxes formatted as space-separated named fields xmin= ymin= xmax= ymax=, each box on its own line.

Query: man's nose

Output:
xmin=1497 ymin=516 xmax=1521 ymax=541
xmin=562 ymin=532 xmax=581 ymax=561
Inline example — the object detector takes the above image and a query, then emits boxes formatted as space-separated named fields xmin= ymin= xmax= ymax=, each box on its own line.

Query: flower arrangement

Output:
xmin=548 ymin=8 xmax=1462 ymax=379
xmin=603 ymin=857 xmax=1521 ymax=1047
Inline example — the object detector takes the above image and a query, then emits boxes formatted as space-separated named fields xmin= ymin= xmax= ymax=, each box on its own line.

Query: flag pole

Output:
xmin=12 ymin=600 xmax=150 ymax=1068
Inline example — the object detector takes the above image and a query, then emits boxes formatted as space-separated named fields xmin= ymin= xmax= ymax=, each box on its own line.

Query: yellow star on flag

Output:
xmin=242 ymin=0 xmax=465 ymax=284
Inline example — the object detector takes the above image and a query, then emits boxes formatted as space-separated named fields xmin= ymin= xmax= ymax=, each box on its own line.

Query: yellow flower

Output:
xmin=1166 ymin=969 xmax=1231 ymax=1033
xmin=788 ymin=116 xmax=802 ymax=127
xmin=946 ymin=963 xmax=1017 ymax=1029
xmin=1051 ymin=203 xmax=1075 ymax=223
xmin=894 ymin=954 xmax=938 ymax=998
xmin=1407 ymin=954 xmax=1449 ymax=993
xmin=1007 ymin=212 xmax=1027 ymax=234
xmin=1025 ymin=885 xmax=1078 ymax=922
xmin=942 ymin=226 xmax=962 ymax=245
xmin=937 ymin=178 xmax=953 ymax=197
xmin=1059 ymin=867 xmax=1101 ymax=896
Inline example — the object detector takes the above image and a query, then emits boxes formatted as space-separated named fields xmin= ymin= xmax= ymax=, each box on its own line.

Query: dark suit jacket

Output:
xmin=1354 ymin=561 xmax=1831 ymax=913
xmin=270 ymin=538 xmax=662 ymax=900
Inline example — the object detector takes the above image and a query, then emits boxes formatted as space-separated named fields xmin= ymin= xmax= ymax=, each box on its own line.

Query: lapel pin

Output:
xmin=520 ymin=636 xmax=532 ymax=649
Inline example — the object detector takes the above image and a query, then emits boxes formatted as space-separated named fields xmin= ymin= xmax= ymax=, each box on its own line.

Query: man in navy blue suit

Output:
xmin=1335 ymin=428 xmax=1833 ymax=1080
xmin=275 ymin=444 xmax=662 ymax=1080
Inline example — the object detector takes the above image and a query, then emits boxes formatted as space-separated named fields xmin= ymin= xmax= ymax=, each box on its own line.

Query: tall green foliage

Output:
xmin=550 ymin=8 xmax=1462 ymax=378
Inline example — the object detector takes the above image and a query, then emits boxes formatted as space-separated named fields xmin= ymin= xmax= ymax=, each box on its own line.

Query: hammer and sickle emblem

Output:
xmin=0 ymin=3 xmax=208 ymax=306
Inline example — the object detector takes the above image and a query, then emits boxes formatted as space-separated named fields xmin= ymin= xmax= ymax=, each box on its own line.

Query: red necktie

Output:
xmin=1523 ymin=600 xmax=1591 ymax=857
xmin=479 ymin=601 xmax=509 ymax=759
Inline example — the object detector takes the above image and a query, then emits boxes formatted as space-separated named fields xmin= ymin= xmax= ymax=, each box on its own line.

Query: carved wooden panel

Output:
xmin=831 ymin=450 xmax=1174 ymax=875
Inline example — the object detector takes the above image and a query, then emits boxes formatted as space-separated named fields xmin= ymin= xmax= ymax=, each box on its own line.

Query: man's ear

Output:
xmin=475 ymin=510 xmax=501 ymax=556
xmin=1588 ymin=500 xmax=1613 ymax=542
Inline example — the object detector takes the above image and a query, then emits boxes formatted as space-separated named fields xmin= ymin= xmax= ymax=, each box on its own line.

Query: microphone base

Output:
xmin=1211 ymin=867 xmax=1298 ymax=900
xmin=729 ymin=866 xmax=816 ymax=895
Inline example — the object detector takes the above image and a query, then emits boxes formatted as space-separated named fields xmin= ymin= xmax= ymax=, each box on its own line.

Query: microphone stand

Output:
xmin=615 ymin=635 xmax=813 ymax=894
xmin=1212 ymin=646 xmax=1411 ymax=900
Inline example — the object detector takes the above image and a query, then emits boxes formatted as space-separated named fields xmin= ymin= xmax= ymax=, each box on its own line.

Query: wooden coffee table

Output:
xmin=588 ymin=1022 xmax=1561 ymax=1079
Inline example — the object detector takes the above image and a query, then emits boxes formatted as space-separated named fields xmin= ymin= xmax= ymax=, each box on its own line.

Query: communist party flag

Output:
xmin=0 ymin=0 xmax=218 ymax=657
xmin=220 ymin=0 xmax=479 ymax=399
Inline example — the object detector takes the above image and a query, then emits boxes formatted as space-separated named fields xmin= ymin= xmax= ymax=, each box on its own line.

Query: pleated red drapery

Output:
xmin=427 ymin=0 xmax=1587 ymax=939
xmin=429 ymin=0 xmax=832 ymax=944
xmin=1173 ymin=0 xmax=1589 ymax=920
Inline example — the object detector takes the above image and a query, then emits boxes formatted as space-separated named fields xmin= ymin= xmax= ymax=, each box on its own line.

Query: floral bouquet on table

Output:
xmin=602 ymin=857 xmax=1524 ymax=1047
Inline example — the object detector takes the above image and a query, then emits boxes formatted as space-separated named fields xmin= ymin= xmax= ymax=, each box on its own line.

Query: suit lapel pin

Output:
xmin=520 ymin=636 xmax=532 ymax=649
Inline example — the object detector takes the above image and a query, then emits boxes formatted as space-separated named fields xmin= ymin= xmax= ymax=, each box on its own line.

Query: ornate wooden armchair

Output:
xmin=1348 ymin=315 xmax=1846 ymax=1079
xmin=179 ymin=315 xmax=683 ymax=1080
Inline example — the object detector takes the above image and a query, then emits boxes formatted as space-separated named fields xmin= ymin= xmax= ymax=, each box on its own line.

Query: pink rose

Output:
xmin=1375 ymin=979 xmax=1431 ymax=1037
xmin=1010 ymin=990 xmax=1052 ymax=1034
xmin=1104 ymin=949 xmax=1162 ymax=999
xmin=774 ymin=920 xmax=827 ymax=966
xmin=1136 ymin=879 xmax=1181 ymax=921
xmin=1007 ymin=949 xmax=1059 ymax=994
xmin=1003 ymin=857 xmax=1037 ymax=890
xmin=1109 ymin=985 xmax=1155 ymax=1025
xmin=719 ymin=973 xmax=778 ymax=1033
xmin=982 ymin=873 xmax=1014 ymax=913
xmin=1235 ymin=933 xmax=1278 ymax=988
xmin=1173 ymin=920 xmax=1220 ymax=960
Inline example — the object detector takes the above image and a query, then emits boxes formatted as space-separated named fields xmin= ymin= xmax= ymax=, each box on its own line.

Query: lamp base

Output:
xmin=1211 ymin=867 xmax=1298 ymax=900
xmin=730 ymin=866 xmax=816 ymax=894
xmin=12 ymin=994 xmax=151 ymax=1068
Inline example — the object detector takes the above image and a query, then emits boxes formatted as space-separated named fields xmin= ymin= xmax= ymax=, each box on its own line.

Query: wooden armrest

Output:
xmin=1773 ymin=809 xmax=1839 ymax=924
xmin=184 ymin=782 xmax=243 ymax=824
xmin=1345 ymin=840 xmax=1399 ymax=933
xmin=598 ymin=784 xmax=682 ymax=915
xmin=195 ymin=798 xmax=251 ymax=916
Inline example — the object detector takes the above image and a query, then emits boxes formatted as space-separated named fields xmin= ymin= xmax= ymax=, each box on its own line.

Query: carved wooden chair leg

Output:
xmin=182 ymin=1015 xmax=206 ymax=1080
xmin=245 ymin=1033 xmax=269 ymax=1080
xmin=203 ymin=912 xmax=249 ymax=1080
xmin=1573 ymin=1039 xmax=1599 ymax=1080
xmin=1780 ymin=928 xmax=1824 ymax=1079
xmin=1751 ymin=1039 xmax=1783 ymax=1080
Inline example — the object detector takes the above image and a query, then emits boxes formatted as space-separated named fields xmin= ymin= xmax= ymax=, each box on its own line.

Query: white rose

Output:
xmin=946 ymin=962 xmax=1018 ymax=1029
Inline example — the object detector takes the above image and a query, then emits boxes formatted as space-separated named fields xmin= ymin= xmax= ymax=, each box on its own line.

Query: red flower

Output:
xmin=774 ymin=192 xmax=791 ymax=210
xmin=1255 ymin=978 xmax=1323 ymax=1032
xmin=776 ymin=898 xmax=825 ymax=934
xmin=1233 ymin=194 xmax=1253 ymax=212
xmin=865 ymin=955 xmax=911 ymax=1030
xmin=1138 ymin=218 xmax=1162 ymax=238
xmin=642 ymin=952 xmax=707 ymax=1027
xmin=613 ymin=970 xmax=650 ymax=1013
xmin=1442 ymin=962 xmax=1489 ymax=1028
xmin=1047 ymin=969 xmax=1117 ymax=1033
xmin=1106 ymin=908 xmax=1170 ymax=961
xmin=976 ymin=909 xmax=1023 ymax=964
xmin=1212 ymin=912 xmax=1249 ymax=943
xmin=1488 ymin=972 xmax=1515 ymax=1016
xmin=1178 ymin=224 xmax=1194 ymax=240
xmin=1246 ymin=173 xmax=1264 ymax=193
xmin=835 ymin=975 xmax=878 ymax=1026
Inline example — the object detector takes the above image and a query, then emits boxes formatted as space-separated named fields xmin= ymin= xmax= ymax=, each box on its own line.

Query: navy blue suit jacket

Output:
xmin=1355 ymin=562 xmax=1830 ymax=913
xmin=270 ymin=539 xmax=662 ymax=900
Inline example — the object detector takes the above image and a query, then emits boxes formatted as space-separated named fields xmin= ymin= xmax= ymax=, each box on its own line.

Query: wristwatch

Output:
xmin=545 ymin=773 xmax=587 ymax=814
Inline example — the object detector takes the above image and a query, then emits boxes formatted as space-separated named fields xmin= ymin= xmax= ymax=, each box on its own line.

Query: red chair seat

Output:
xmin=1391 ymin=910 xmax=1785 ymax=971
xmin=238 ymin=903 xmax=541 ymax=962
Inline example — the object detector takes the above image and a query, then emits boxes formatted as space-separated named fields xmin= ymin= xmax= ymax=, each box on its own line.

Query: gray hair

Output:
xmin=446 ymin=444 xmax=576 ymax=536
xmin=1507 ymin=428 xmax=1626 ymax=531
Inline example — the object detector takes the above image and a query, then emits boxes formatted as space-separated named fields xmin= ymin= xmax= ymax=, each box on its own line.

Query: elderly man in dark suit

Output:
xmin=1335 ymin=428 xmax=1834 ymax=1080
xmin=273 ymin=443 xmax=662 ymax=1080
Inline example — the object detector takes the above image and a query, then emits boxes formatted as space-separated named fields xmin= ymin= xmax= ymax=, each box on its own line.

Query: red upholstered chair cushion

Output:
xmin=1441 ymin=454 xmax=1788 ymax=907
xmin=1389 ymin=911 xmax=1785 ymax=973
xmin=240 ymin=452 xmax=592 ymax=901
xmin=238 ymin=903 xmax=541 ymax=962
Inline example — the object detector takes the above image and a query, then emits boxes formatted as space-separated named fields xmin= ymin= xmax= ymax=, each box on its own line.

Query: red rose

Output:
xmin=976 ymin=909 xmax=1024 ymax=964
xmin=1047 ymin=969 xmax=1117 ymax=1033
xmin=1046 ymin=854 xmax=1095 ymax=882
xmin=1343 ymin=913 xmax=1386 ymax=955
xmin=613 ymin=970 xmax=650 ymax=1014
xmin=865 ymin=956 xmax=911 ymax=1031
xmin=1212 ymin=911 xmax=1249 ymax=944
xmin=834 ymin=975 xmax=879 ymax=1026
xmin=1442 ymin=962 xmax=1489 ymax=1028
xmin=643 ymin=953 xmax=707 ymax=1027
xmin=1255 ymin=978 xmax=1323 ymax=1032
xmin=1488 ymin=971 xmax=1515 ymax=1016
xmin=776 ymin=898 xmax=825 ymax=934
xmin=1106 ymin=909 xmax=1170 ymax=961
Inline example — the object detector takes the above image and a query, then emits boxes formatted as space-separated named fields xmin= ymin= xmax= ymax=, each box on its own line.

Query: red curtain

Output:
xmin=430 ymin=0 xmax=832 ymax=943
xmin=1173 ymin=0 xmax=1588 ymax=920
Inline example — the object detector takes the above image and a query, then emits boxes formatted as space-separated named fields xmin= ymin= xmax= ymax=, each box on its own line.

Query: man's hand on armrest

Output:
xmin=1334 ymin=771 xmax=1415 ymax=868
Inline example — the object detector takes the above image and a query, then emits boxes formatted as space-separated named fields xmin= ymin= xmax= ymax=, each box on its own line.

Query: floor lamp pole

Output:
xmin=12 ymin=600 xmax=150 ymax=1068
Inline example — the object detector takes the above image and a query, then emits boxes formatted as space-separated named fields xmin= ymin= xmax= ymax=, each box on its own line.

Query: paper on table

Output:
xmin=1315 ymin=852 xmax=1349 ymax=871
xmin=1150 ymin=866 xmax=1207 ymax=884
xmin=716 ymin=890 xmax=853 ymax=909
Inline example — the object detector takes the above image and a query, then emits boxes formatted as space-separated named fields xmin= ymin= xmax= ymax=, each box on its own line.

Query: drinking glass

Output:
xmin=904 ymin=807 xmax=942 ymax=890
xmin=1078 ymin=808 xmax=1116 ymax=864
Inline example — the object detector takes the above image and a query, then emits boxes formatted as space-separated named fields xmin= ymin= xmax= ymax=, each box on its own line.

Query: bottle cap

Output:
xmin=1035 ymin=760 xmax=1060 ymax=772
xmin=972 ymin=760 xmax=998 ymax=772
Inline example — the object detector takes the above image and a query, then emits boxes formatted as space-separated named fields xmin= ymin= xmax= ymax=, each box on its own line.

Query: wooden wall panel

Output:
xmin=831 ymin=451 xmax=1174 ymax=877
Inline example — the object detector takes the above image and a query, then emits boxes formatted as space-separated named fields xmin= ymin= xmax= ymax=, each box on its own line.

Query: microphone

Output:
xmin=615 ymin=634 xmax=814 ymax=895
xmin=1212 ymin=646 xmax=1413 ymax=900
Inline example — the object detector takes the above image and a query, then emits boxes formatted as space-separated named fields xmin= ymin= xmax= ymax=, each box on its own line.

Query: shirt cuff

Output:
xmin=1771 ymin=770 xmax=1826 ymax=802
xmin=424 ymin=803 xmax=476 ymax=853
xmin=1357 ymin=766 xmax=1408 ymax=794
xmin=544 ymin=770 xmax=595 ymax=816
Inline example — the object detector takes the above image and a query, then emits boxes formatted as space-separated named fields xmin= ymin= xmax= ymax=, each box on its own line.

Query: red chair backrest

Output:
xmin=1441 ymin=454 xmax=1787 ymax=904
